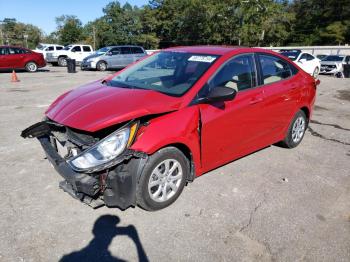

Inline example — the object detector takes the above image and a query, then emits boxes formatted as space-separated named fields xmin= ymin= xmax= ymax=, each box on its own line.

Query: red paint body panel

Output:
xmin=46 ymin=81 xmax=182 ymax=132
xmin=131 ymin=106 xmax=202 ymax=175
xmin=0 ymin=46 xmax=46 ymax=69
xmin=44 ymin=46 xmax=317 ymax=177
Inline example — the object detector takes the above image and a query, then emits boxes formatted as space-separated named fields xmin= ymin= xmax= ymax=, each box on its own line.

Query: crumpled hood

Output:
xmin=46 ymin=81 xmax=182 ymax=132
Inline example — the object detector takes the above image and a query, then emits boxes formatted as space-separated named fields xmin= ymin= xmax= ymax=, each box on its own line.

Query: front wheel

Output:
xmin=136 ymin=147 xmax=189 ymax=211
xmin=96 ymin=61 xmax=107 ymax=71
xmin=25 ymin=62 xmax=38 ymax=72
xmin=281 ymin=110 xmax=307 ymax=148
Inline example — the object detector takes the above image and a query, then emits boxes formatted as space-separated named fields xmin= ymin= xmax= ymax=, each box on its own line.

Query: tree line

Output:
xmin=1 ymin=0 xmax=349 ymax=50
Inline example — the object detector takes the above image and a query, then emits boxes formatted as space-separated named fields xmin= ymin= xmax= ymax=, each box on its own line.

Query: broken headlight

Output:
xmin=68 ymin=122 xmax=138 ymax=171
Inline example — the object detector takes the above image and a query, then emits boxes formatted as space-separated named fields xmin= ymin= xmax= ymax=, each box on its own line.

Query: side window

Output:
xmin=345 ymin=56 xmax=350 ymax=63
xmin=46 ymin=46 xmax=54 ymax=51
xmin=110 ymin=47 xmax=121 ymax=55
xmin=121 ymin=47 xmax=131 ymax=54
xmin=0 ymin=47 xmax=7 ymax=55
xmin=71 ymin=46 xmax=81 ymax=52
xmin=306 ymin=54 xmax=314 ymax=61
xmin=8 ymin=47 xmax=24 ymax=54
xmin=299 ymin=53 xmax=308 ymax=61
xmin=56 ymin=46 xmax=63 ymax=50
xmin=131 ymin=47 xmax=143 ymax=54
xmin=209 ymin=54 xmax=257 ymax=92
xmin=83 ymin=46 xmax=91 ymax=52
xmin=259 ymin=54 xmax=293 ymax=84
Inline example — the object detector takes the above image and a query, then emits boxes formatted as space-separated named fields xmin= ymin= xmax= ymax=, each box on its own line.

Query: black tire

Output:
xmin=96 ymin=61 xmax=107 ymax=71
xmin=136 ymin=147 xmax=189 ymax=211
xmin=25 ymin=61 xmax=38 ymax=72
xmin=280 ymin=110 xmax=307 ymax=148
xmin=58 ymin=56 xmax=67 ymax=67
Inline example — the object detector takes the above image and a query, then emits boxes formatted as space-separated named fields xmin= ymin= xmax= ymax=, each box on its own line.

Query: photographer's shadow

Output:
xmin=60 ymin=215 xmax=149 ymax=262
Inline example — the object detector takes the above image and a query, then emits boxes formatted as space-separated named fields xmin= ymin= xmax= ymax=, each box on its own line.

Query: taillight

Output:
xmin=314 ymin=79 xmax=320 ymax=89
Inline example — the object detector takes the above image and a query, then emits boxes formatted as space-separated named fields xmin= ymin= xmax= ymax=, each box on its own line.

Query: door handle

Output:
xmin=249 ymin=97 xmax=263 ymax=105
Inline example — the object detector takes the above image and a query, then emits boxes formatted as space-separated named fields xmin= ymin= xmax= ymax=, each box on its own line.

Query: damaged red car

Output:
xmin=22 ymin=46 xmax=318 ymax=211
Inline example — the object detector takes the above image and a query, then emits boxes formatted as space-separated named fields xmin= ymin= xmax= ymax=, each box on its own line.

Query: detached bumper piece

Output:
xmin=22 ymin=121 xmax=147 ymax=210
xmin=39 ymin=136 xmax=103 ymax=208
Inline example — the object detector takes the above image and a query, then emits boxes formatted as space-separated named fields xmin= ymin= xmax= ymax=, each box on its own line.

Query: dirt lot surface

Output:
xmin=0 ymin=66 xmax=349 ymax=262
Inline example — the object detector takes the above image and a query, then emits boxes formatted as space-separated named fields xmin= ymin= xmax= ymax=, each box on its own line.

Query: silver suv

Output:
xmin=81 ymin=45 xmax=147 ymax=71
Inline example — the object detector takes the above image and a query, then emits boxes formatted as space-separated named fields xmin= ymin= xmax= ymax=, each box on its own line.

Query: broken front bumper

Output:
xmin=22 ymin=122 xmax=148 ymax=210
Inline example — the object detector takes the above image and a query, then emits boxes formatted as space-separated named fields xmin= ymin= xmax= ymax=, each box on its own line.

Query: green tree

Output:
xmin=55 ymin=15 xmax=84 ymax=45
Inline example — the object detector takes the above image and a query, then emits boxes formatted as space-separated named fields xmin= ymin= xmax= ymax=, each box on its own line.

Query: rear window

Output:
xmin=9 ymin=48 xmax=29 ymax=54
xmin=259 ymin=54 xmax=295 ymax=84
xmin=83 ymin=46 xmax=91 ymax=52
xmin=121 ymin=47 xmax=131 ymax=54
xmin=0 ymin=47 xmax=7 ymax=55
xmin=131 ymin=47 xmax=144 ymax=54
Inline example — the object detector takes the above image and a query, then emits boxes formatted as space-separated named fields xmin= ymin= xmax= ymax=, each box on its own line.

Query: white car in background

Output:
xmin=320 ymin=55 xmax=350 ymax=77
xmin=34 ymin=43 xmax=64 ymax=60
xmin=279 ymin=50 xmax=321 ymax=77
xmin=46 ymin=44 xmax=94 ymax=66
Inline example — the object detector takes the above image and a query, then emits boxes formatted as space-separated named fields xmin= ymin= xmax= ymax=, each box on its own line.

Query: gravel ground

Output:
xmin=0 ymin=66 xmax=349 ymax=262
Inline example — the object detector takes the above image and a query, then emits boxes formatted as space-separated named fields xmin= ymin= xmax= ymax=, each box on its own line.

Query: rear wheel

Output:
xmin=25 ymin=62 xmax=38 ymax=72
xmin=97 ymin=61 xmax=107 ymax=71
xmin=136 ymin=147 xmax=189 ymax=211
xmin=281 ymin=110 xmax=307 ymax=148
xmin=58 ymin=57 xmax=67 ymax=67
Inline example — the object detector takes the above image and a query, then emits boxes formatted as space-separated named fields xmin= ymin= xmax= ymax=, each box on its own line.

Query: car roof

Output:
xmin=105 ymin=45 xmax=143 ymax=48
xmin=164 ymin=45 xmax=246 ymax=55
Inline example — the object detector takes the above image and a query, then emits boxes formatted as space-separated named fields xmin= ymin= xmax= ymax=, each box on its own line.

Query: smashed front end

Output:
xmin=21 ymin=119 xmax=147 ymax=209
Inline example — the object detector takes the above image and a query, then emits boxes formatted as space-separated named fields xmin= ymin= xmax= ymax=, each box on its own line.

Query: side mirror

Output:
xmin=106 ymin=52 xmax=112 ymax=56
xmin=71 ymin=49 xmax=76 ymax=52
xmin=299 ymin=58 xmax=306 ymax=63
xmin=197 ymin=86 xmax=237 ymax=104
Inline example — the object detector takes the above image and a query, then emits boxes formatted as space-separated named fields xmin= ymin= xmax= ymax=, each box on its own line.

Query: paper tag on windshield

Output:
xmin=188 ymin=55 xmax=216 ymax=63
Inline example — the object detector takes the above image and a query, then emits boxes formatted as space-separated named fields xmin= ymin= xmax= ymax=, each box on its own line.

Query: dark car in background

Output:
xmin=81 ymin=45 xmax=146 ymax=71
xmin=0 ymin=46 xmax=46 ymax=72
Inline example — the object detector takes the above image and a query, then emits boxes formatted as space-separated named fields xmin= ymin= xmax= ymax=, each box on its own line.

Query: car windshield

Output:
xmin=108 ymin=51 xmax=219 ymax=97
xmin=36 ymin=44 xmax=46 ymax=50
xmin=322 ymin=55 xmax=344 ymax=62
xmin=280 ymin=51 xmax=301 ymax=61
xmin=96 ymin=47 xmax=109 ymax=55
xmin=63 ymin=45 xmax=72 ymax=50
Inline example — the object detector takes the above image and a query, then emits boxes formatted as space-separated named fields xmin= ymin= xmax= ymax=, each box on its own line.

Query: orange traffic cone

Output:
xmin=11 ymin=70 xmax=20 ymax=82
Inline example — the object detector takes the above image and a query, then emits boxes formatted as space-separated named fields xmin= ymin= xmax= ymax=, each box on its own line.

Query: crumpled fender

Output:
xmin=130 ymin=106 xmax=202 ymax=177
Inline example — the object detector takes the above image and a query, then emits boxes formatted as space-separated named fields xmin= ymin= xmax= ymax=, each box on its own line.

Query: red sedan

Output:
xmin=0 ymin=45 xmax=46 ymax=72
xmin=22 ymin=46 xmax=318 ymax=210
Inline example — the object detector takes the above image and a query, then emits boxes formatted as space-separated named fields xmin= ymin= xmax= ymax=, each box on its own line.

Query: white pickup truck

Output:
xmin=46 ymin=44 xmax=94 ymax=66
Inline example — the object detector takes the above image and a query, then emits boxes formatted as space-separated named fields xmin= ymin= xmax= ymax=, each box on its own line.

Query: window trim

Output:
xmin=204 ymin=52 xmax=259 ymax=95
xmin=256 ymin=52 xmax=299 ymax=87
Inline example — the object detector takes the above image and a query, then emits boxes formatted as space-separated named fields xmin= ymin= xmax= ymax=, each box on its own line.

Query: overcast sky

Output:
xmin=0 ymin=0 xmax=148 ymax=34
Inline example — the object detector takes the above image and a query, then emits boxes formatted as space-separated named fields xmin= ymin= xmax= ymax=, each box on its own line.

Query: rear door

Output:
xmin=257 ymin=53 xmax=300 ymax=142
xmin=7 ymin=47 xmax=27 ymax=68
xmin=120 ymin=47 xmax=133 ymax=67
xmin=199 ymin=54 xmax=268 ymax=172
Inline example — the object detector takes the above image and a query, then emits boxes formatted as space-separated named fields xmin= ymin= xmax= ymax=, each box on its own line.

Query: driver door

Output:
xmin=198 ymin=54 xmax=268 ymax=172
